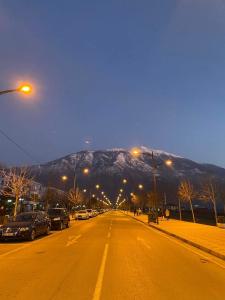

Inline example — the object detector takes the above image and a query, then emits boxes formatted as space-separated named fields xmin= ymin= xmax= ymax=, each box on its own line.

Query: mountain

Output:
xmin=29 ymin=147 xmax=225 ymax=204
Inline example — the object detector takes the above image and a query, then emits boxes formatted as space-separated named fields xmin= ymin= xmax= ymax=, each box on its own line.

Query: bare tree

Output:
xmin=0 ymin=168 xmax=32 ymax=216
xmin=200 ymin=180 xmax=218 ymax=225
xmin=178 ymin=180 xmax=196 ymax=223
xmin=67 ymin=187 xmax=81 ymax=206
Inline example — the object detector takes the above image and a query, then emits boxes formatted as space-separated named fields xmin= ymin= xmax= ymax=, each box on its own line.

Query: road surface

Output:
xmin=0 ymin=211 xmax=225 ymax=300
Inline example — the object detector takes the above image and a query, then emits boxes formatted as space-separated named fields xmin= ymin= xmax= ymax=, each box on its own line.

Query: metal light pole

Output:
xmin=130 ymin=147 xmax=173 ymax=224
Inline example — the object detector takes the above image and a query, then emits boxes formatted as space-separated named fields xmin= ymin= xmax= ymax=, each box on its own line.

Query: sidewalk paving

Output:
xmin=125 ymin=211 xmax=225 ymax=261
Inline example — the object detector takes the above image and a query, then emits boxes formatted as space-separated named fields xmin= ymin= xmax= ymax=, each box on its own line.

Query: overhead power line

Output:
xmin=0 ymin=127 xmax=40 ymax=165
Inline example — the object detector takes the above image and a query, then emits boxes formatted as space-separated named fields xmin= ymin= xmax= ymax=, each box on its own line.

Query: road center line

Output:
xmin=92 ymin=243 xmax=109 ymax=300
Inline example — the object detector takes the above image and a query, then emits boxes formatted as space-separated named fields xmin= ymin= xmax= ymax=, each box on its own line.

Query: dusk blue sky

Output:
xmin=1 ymin=0 xmax=225 ymax=167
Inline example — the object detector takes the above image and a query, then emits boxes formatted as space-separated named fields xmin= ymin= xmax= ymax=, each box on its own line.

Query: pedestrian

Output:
xmin=138 ymin=208 xmax=141 ymax=216
xmin=165 ymin=208 xmax=170 ymax=220
xmin=134 ymin=208 xmax=137 ymax=216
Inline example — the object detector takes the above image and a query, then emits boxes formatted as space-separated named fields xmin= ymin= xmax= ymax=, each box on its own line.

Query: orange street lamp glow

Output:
xmin=130 ymin=147 xmax=141 ymax=157
xmin=165 ymin=159 xmax=173 ymax=167
xmin=83 ymin=168 xmax=89 ymax=175
xmin=61 ymin=175 xmax=68 ymax=181
xmin=18 ymin=84 xmax=32 ymax=94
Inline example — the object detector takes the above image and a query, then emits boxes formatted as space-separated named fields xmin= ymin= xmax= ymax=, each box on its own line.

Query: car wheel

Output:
xmin=29 ymin=229 xmax=36 ymax=241
xmin=59 ymin=222 xmax=63 ymax=230
xmin=46 ymin=225 xmax=50 ymax=235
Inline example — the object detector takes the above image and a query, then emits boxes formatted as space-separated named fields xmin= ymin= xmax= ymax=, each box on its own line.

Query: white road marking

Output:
xmin=66 ymin=234 xmax=82 ymax=247
xmin=92 ymin=243 xmax=109 ymax=300
xmin=137 ymin=236 xmax=151 ymax=250
xmin=0 ymin=244 xmax=30 ymax=258
xmin=0 ymin=230 xmax=65 ymax=258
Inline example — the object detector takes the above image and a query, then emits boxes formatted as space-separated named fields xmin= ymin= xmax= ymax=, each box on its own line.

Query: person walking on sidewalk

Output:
xmin=165 ymin=208 xmax=170 ymax=220
xmin=134 ymin=208 xmax=137 ymax=216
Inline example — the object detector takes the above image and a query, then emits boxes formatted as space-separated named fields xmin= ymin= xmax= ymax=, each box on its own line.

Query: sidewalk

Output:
xmin=125 ymin=211 xmax=225 ymax=261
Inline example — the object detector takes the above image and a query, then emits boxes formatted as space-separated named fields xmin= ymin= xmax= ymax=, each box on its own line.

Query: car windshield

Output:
xmin=15 ymin=214 xmax=36 ymax=222
xmin=48 ymin=209 xmax=62 ymax=216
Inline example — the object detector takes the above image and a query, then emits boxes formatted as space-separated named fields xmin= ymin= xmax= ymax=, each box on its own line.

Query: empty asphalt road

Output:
xmin=0 ymin=211 xmax=225 ymax=300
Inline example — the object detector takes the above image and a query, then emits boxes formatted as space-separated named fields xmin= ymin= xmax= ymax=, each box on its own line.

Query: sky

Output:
xmin=1 ymin=0 xmax=225 ymax=167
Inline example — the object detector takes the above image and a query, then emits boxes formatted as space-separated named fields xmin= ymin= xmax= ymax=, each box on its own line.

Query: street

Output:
xmin=0 ymin=211 xmax=225 ymax=300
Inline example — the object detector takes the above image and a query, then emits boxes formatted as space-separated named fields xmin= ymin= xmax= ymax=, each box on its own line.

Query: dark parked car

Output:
xmin=48 ymin=208 xmax=70 ymax=230
xmin=0 ymin=211 xmax=51 ymax=241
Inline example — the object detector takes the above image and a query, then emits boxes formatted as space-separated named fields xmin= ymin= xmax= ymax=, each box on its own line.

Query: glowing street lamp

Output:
xmin=130 ymin=147 xmax=141 ymax=158
xmin=120 ymin=189 xmax=123 ymax=193
xmin=138 ymin=184 xmax=144 ymax=190
xmin=83 ymin=168 xmax=90 ymax=175
xmin=61 ymin=175 xmax=68 ymax=182
xmin=165 ymin=159 xmax=173 ymax=167
xmin=96 ymin=184 xmax=100 ymax=189
xmin=0 ymin=83 xmax=33 ymax=96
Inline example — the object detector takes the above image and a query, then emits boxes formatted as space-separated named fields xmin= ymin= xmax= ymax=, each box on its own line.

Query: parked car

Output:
xmin=86 ymin=209 xmax=94 ymax=218
xmin=48 ymin=208 xmax=70 ymax=230
xmin=0 ymin=212 xmax=51 ymax=241
xmin=77 ymin=210 xmax=89 ymax=220
xmin=92 ymin=210 xmax=98 ymax=217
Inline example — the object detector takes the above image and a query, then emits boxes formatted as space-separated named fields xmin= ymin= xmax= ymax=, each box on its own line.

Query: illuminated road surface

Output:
xmin=0 ymin=211 xmax=225 ymax=300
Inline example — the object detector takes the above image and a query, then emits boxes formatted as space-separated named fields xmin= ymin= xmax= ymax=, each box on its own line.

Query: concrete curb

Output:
xmin=127 ymin=213 xmax=225 ymax=262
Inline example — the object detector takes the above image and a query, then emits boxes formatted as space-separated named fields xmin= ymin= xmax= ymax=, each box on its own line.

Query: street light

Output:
xmin=130 ymin=147 xmax=173 ymax=223
xmin=138 ymin=184 xmax=144 ymax=190
xmin=83 ymin=168 xmax=90 ymax=175
xmin=122 ymin=179 xmax=127 ymax=184
xmin=130 ymin=147 xmax=141 ymax=158
xmin=0 ymin=83 xmax=32 ymax=96
xmin=165 ymin=159 xmax=173 ymax=167
xmin=61 ymin=175 xmax=68 ymax=182
xmin=96 ymin=184 xmax=100 ymax=189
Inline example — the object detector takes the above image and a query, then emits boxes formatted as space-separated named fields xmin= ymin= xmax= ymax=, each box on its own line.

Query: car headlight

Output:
xmin=19 ymin=227 xmax=30 ymax=232
xmin=53 ymin=217 xmax=60 ymax=221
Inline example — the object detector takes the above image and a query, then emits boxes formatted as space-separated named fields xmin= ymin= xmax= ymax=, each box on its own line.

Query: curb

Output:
xmin=127 ymin=213 xmax=225 ymax=262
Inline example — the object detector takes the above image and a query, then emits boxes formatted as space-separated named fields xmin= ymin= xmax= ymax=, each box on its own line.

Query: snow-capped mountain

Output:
xmin=29 ymin=147 xmax=225 ymax=203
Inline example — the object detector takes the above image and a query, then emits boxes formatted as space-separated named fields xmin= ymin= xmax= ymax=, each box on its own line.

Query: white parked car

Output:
xmin=86 ymin=209 xmax=94 ymax=218
xmin=92 ymin=210 xmax=98 ymax=217
xmin=77 ymin=210 xmax=89 ymax=220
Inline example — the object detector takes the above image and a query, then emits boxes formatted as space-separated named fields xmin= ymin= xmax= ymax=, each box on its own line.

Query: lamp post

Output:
xmin=130 ymin=147 xmax=173 ymax=224
xmin=0 ymin=84 xmax=32 ymax=96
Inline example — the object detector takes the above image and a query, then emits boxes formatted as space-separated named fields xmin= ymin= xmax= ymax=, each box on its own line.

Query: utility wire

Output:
xmin=0 ymin=128 xmax=40 ymax=165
